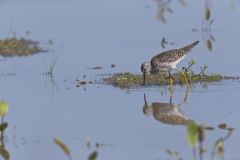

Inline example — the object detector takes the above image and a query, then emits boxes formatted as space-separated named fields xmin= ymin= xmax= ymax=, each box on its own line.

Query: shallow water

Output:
xmin=0 ymin=0 xmax=240 ymax=160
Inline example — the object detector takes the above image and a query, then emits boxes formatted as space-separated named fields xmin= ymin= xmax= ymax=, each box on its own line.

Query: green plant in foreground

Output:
xmin=88 ymin=151 xmax=98 ymax=160
xmin=182 ymin=59 xmax=197 ymax=75
xmin=54 ymin=136 xmax=98 ymax=160
xmin=211 ymin=129 xmax=233 ymax=160
xmin=54 ymin=138 xmax=72 ymax=160
xmin=0 ymin=101 xmax=9 ymax=134
xmin=186 ymin=122 xmax=208 ymax=160
xmin=0 ymin=100 xmax=9 ymax=160
xmin=165 ymin=148 xmax=182 ymax=160
xmin=187 ymin=121 xmax=199 ymax=159
xmin=0 ymin=101 xmax=8 ymax=117
xmin=187 ymin=121 xmax=199 ymax=148
xmin=185 ymin=121 xmax=233 ymax=160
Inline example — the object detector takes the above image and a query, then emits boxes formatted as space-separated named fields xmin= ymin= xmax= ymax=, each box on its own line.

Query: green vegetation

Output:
xmin=104 ymin=60 xmax=238 ymax=88
xmin=187 ymin=121 xmax=199 ymax=148
xmin=0 ymin=101 xmax=8 ymax=117
xmin=104 ymin=72 xmax=234 ymax=88
xmin=165 ymin=122 xmax=233 ymax=160
xmin=53 ymin=122 xmax=234 ymax=160
xmin=54 ymin=138 xmax=72 ymax=160
xmin=54 ymin=136 xmax=99 ymax=160
xmin=0 ymin=37 xmax=45 ymax=57
xmin=43 ymin=58 xmax=57 ymax=75
xmin=0 ymin=101 xmax=9 ymax=160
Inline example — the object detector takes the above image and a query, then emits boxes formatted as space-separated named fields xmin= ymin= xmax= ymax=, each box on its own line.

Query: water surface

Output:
xmin=0 ymin=0 xmax=240 ymax=160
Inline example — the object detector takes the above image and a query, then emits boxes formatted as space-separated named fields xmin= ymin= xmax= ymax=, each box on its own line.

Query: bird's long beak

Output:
xmin=144 ymin=93 xmax=147 ymax=105
xmin=143 ymin=72 xmax=146 ymax=85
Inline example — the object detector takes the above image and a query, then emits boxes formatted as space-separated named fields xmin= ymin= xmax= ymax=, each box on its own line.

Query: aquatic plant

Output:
xmin=103 ymin=71 xmax=236 ymax=89
xmin=103 ymin=59 xmax=239 ymax=88
xmin=88 ymin=151 xmax=98 ymax=160
xmin=0 ymin=101 xmax=9 ymax=160
xmin=165 ymin=122 xmax=233 ymax=160
xmin=187 ymin=121 xmax=199 ymax=148
xmin=182 ymin=59 xmax=197 ymax=75
xmin=43 ymin=58 xmax=57 ymax=75
xmin=199 ymin=64 xmax=208 ymax=76
xmin=211 ymin=128 xmax=233 ymax=160
xmin=54 ymin=136 xmax=99 ymax=160
xmin=0 ymin=101 xmax=8 ymax=117
xmin=202 ymin=0 xmax=215 ymax=51
xmin=155 ymin=0 xmax=186 ymax=23
xmin=54 ymin=138 xmax=72 ymax=160
xmin=0 ymin=37 xmax=45 ymax=57
xmin=165 ymin=148 xmax=182 ymax=160
xmin=187 ymin=121 xmax=199 ymax=159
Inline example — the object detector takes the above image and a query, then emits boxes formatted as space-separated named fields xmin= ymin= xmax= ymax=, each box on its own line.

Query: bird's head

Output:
xmin=141 ymin=62 xmax=152 ymax=85
xmin=141 ymin=62 xmax=151 ymax=74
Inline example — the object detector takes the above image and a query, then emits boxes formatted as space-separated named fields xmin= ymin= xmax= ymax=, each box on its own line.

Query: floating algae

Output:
xmin=103 ymin=60 xmax=239 ymax=88
xmin=0 ymin=37 xmax=46 ymax=57
xmin=104 ymin=72 xmax=238 ymax=88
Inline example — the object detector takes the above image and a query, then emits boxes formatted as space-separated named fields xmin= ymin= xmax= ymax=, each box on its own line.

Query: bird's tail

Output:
xmin=180 ymin=41 xmax=199 ymax=53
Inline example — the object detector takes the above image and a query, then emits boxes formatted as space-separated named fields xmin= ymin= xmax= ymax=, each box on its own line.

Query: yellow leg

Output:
xmin=168 ymin=71 xmax=173 ymax=96
xmin=143 ymin=72 xmax=146 ymax=85
xmin=184 ymin=85 xmax=189 ymax=102
xmin=173 ymin=68 xmax=189 ymax=88
xmin=170 ymin=77 xmax=173 ymax=97
xmin=170 ymin=77 xmax=173 ymax=86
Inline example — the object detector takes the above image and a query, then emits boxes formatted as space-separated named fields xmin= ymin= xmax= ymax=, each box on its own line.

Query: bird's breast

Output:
xmin=151 ymin=65 xmax=172 ymax=74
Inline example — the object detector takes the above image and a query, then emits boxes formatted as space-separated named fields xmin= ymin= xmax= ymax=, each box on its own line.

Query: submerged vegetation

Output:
xmin=104 ymin=60 xmax=238 ymax=88
xmin=0 ymin=37 xmax=45 ymax=57
xmin=0 ymin=31 xmax=48 ymax=57
xmin=104 ymin=72 xmax=228 ymax=88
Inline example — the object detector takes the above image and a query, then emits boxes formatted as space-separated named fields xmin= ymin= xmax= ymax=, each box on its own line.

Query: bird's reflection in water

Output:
xmin=143 ymin=94 xmax=193 ymax=125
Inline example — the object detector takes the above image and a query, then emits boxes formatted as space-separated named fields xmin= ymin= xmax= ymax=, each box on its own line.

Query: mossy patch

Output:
xmin=0 ymin=38 xmax=45 ymax=57
xmin=103 ymin=72 xmax=238 ymax=88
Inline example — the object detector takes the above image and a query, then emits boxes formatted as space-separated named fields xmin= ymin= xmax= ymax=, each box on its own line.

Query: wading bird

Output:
xmin=141 ymin=41 xmax=199 ymax=87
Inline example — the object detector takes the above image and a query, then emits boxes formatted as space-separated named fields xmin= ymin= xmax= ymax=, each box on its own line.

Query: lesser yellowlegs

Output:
xmin=141 ymin=41 xmax=199 ymax=86
xmin=143 ymin=94 xmax=192 ymax=125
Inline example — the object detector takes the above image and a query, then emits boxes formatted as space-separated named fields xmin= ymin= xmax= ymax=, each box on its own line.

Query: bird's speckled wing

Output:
xmin=151 ymin=49 xmax=184 ymax=65
xmin=150 ymin=49 xmax=185 ymax=72
xmin=151 ymin=41 xmax=199 ymax=68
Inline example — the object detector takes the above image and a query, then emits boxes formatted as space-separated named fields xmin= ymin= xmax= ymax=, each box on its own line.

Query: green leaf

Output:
xmin=198 ymin=125 xmax=205 ymax=143
xmin=187 ymin=121 xmax=198 ymax=148
xmin=191 ymin=59 xmax=197 ymax=65
xmin=218 ymin=123 xmax=227 ymax=129
xmin=217 ymin=140 xmax=224 ymax=158
xmin=0 ymin=101 xmax=9 ymax=116
xmin=54 ymin=138 xmax=71 ymax=156
xmin=205 ymin=6 xmax=211 ymax=20
xmin=165 ymin=148 xmax=179 ymax=157
xmin=0 ymin=122 xmax=8 ymax=132
xmin=88 ymin=151 xmax=98 ymax=160
xmin=0 ymin=145 xmax=10 ymax=160
xmin=207 ymin=39 xmax=212 ymax=51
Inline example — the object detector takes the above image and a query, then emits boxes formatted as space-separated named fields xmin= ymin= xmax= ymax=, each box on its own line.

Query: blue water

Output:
xmin=0 ymin=0 xmax=240 ymax=160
